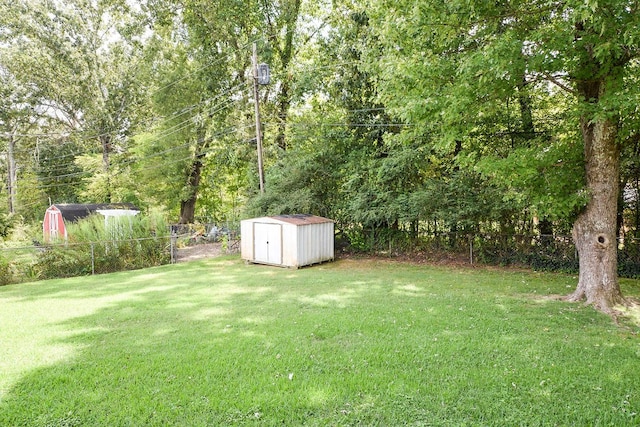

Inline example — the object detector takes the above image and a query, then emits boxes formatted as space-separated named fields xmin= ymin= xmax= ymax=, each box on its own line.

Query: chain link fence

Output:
xmin=0 ymin=235 xmax=173 ymax=285
xmin=3 ymin=229 xmax=640 ymax=286
xmin=0 ymin=222 xmax=241 ymax=286
xmin=341 ymin=230 xmax=640 ymax=278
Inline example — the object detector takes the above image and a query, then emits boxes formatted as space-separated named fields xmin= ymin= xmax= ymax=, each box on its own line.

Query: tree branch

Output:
xmin=541 ymin=72 xmax=577 ymax=95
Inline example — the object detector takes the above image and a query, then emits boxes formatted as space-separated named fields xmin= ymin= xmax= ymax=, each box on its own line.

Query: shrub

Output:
xmin=35 ymin=246 xmax=92 ymax=279
xmin=35 ymin=210 xmax=170 ymax=279
xmin=0 ymin=255 xmax=15 ymax=286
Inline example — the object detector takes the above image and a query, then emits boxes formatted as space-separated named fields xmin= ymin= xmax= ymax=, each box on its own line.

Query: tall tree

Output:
xmin=0 ymin=0 xmax=149 ymax=204
xmin=0 ymin=70 xmax=31 ymax=214
xmin=148 ymin=0 xmax=312 ymax=221
xmin=260 ymin=0 xmax=303 ymax=151
xmin=141 ymin=0 xmax=254 ymax=223
xmin=369 ymin=0 xmax=640 ymax=312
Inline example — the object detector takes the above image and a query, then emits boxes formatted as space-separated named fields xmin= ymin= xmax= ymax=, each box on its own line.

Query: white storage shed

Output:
xmin=241 ymin=214 xmax=334 ymax=268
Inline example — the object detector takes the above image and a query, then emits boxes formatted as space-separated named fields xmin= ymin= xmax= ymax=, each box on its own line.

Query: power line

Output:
xmin=19 ymin=101 xmax=233 ymax=177
xmin=14 ymin=116 xmax=414 ymax=182
xmin=0 ymin=79 xmax=249 ymax=145
xmin=4 ymin=90 xmax=247 ymax=192
xmin=0 ymin=36 xmax=263 ymax=141
xmin=1 ymin=57 xmax=367 ymax=147
xmin=1 ymin=84 xmax=247 ymax=174
xmin=266 ymin=122 xmax=413 ymax=128
xmin=17 ymin=122 xmax=254 ymax=192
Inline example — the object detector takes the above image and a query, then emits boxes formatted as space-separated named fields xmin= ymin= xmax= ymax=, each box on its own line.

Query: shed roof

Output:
xmin=50 ymin=203 xmax=139 ymax=222
xmin=269 ymin=214 xmax=333 ymax=226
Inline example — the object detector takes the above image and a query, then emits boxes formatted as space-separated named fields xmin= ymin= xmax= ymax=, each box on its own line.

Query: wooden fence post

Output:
xmin=171 ymin=232 xmax=177 ymax=264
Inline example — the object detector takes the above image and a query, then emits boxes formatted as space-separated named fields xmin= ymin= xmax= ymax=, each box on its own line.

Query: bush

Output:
xmin=0 ymin=213 xmax=16 ymax=239
xmin=0 ymin=255 xmax=16 ymax=286
xmin=35 ymin=211 xmax=171 ymax=279
xmin=35 ymin=246 xmax=92 ymax=279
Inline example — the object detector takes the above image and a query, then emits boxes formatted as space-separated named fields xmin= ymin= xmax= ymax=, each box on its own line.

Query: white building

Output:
xmin=241 ymin=215 xmax=334 ymax=268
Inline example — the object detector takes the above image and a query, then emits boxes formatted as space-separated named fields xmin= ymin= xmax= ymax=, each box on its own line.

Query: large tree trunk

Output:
xmin=567 ymin=114 xmax=626 ymax=312
xmin=178 ymin=155 xmax=204 ymax=224
xmin=179 ymin=121 xmax=209 ymax=224
xmin=566 ymin=17 xmax=631 ymax=312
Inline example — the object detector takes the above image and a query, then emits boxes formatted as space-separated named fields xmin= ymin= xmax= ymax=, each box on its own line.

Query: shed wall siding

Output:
xmin=241 ymin=215 xmax=334 ymax=268
xmin=280 ymin=223 xmax=295 ymax=267
xmin=240 ymin=220 xmax=254 ymax=261
xmin=297 ymin=222 xmax=334 ymax=266
xmin=43 ymin=207 xmax=67 ymax=243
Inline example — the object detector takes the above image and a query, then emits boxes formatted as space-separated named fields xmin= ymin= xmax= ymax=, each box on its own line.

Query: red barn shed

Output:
xmin=42 ymin=203 xmax=139 ymax=242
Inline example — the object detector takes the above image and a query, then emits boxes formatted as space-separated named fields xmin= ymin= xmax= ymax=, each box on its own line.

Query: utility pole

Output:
xmin=252 ymin=43 xmax=266 ymax=194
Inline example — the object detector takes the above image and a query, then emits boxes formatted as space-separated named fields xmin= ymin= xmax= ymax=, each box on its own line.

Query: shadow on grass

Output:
xmin=0 ymin=258 xmax=389 ymax=425
xmin=1 ymin=257 xmax=640 ymax=426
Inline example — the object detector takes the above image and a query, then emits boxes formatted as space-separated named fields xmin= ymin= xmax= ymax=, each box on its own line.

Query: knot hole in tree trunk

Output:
xmin=596 ymin=234 xmax=609 ymax=248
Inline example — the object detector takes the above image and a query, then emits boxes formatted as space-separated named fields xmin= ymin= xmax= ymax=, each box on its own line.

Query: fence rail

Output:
xmin=347 ymin=231 xmax=640 ymax=278
xmin=2 ymin=231 xmax=640 ymax=285
xmin=0 ymin=231 xmax=242 ymax=286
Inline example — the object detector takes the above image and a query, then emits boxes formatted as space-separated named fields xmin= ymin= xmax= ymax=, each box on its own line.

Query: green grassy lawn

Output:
xmin=1 ymin=257 xmax=639 ymax=426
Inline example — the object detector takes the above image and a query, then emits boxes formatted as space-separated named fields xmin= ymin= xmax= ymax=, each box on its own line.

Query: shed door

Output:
xmin=49 ymin=211 xmax=60 ymax=239
xmin=253 ymin=223 xmax=282 ymax=265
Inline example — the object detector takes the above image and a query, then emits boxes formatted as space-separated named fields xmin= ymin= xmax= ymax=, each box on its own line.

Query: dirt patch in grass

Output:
xmin=338 ymin=249 xmax=469 ymax=264
xmin=176 ymin=242 xmax=232 ymax=262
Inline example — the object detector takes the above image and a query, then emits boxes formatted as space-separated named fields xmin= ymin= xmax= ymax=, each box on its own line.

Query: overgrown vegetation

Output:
xmin=1 ymin=258 xmax=639 ymax=425
xmin=2 ymin=1 xmax=640 ymax=308
xmin=33 ymin=211 xmax=170 ymax=280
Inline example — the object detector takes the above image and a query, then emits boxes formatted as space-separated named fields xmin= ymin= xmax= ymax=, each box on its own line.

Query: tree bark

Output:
xmin=517 ymin=76 xmax=536 ymax=144
xmin=567 ymin=113 xmax=626 ymax=311
xmin=565 ymin=17 xmax=632 ymax=312
xmin=178 ymin=154 xmax=204 ymax=224
xmin=275 ymin=77 xmax=292 ymax=151
xmin=179 ymin=127 xmax=208 ymax=224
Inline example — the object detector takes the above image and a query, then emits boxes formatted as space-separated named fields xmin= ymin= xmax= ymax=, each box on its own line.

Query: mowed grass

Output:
xmin=1 ymin=257 xmax=640 ymax=426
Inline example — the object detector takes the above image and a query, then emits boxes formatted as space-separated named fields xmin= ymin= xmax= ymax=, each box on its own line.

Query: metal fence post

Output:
xmin=170 ymin=232 xmax=177 ymax=264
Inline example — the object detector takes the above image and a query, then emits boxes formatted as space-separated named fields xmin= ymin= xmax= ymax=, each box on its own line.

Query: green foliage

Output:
xmin=246 ymin=145 xmax=340 ymax=218
xmin=475 ymin=134 xmax=587 ymax=225
xmin=364 ymin=0 xmax=640 ymax=237
xmin=0 ymin=0 xmax=151 ymax=209
xmin=0 ymin=213 xmax=16 ymax=239
xmin=3 ymin=0 xmax=640 ymax=283
xmin=34 ymin=211 xmax=171 ymax=279
xmin=2 ymin=259 xmax=640 ymax=425
xmin=37 ymin=140 xmax=86 ymax=204
xmin=35 ymin=246 xmax=93 ymax=280
xmin=0 ymin=255 xmax=16 ymax=286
